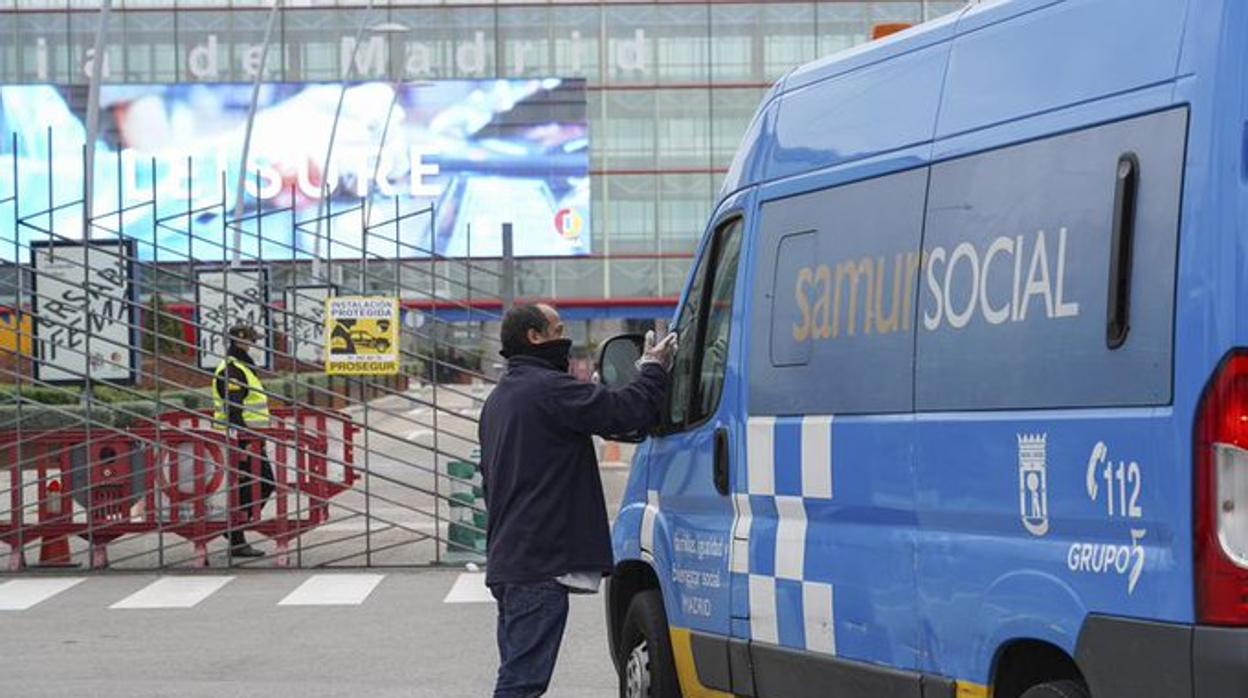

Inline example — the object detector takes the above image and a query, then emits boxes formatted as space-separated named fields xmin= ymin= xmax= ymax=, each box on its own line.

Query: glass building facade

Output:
xmin=0 ymin=0 xmax=962 ymax=310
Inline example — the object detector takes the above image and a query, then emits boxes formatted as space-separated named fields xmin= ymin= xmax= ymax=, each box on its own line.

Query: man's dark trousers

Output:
xmin=490 ymin=580 xmax=570 ymax=698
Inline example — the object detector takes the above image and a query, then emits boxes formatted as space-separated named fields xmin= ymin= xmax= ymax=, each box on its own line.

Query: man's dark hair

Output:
xmin=500 ymin=305 xmax=548 ymax=356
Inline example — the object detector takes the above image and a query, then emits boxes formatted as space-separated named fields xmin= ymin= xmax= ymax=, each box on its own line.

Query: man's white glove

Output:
xmin=637 ymin=330 xmax=679 ymax=372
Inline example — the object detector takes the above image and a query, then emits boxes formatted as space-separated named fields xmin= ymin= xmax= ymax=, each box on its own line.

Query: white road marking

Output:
xmin=111 ymin=576 xmax=234 ymax=610
xmin=443 ymin=572 xmax=493 ymax=604
xmin=278 ymin=574 xmax=385 ymax=606
xmin=0 ymin=577 xmax=86 ymax=611
xmin=407 ymin=430 xmax=433 ymax=441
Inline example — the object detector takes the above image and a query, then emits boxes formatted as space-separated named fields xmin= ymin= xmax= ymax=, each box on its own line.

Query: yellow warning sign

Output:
xmin=324 ymin=296 xmax=399 ymax=375
xmin=0 ymin=311 xmax=32 ymax=357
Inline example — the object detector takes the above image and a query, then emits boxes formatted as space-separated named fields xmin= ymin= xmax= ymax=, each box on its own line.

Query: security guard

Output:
xmin=212 ymin=323 xmax=273 ymax=558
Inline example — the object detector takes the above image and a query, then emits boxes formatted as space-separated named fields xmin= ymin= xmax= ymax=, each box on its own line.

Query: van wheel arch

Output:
xmin=991 ymin=639 xmax=1088 ymax=698
xmin=609 ymin=561 xmax=663 ymax=673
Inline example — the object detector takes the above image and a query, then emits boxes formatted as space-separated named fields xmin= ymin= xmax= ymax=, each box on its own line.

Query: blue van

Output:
xmin=596 ymin=1 xmax=1248 ymax=697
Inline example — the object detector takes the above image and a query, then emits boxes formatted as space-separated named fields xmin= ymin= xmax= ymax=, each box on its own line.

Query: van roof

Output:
xmin=721 ymin=0 xmax=1194 ymax=199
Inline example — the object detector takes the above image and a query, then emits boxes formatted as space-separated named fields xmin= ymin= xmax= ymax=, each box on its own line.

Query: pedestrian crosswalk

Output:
xmin=0 ymin=577 xmax=86 ymax=611
xmin=278 ymin=573 xmax=383 ymax=606
xmin=443 ymin=571 xmax=492 ymax=603
xmin=0 ymin=572 xmax=494 ymax=612
xmin=111 ymin=576 xmax=234 ymax=610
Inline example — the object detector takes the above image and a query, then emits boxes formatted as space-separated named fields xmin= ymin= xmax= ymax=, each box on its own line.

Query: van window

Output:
xmin=769 ymin=231 xmax=816 ymax=367
xmin=748 ymin=168 xmax=928 ymax=416
xmin=666 ymin=217 xmax=744 ymax=429
xmin=667 ymin=246 xmax=709 ymax=427
xmin=695 ymin=219 xmax=744 ymax=420
xmin=916 ymin=107 xmax=1186 ymax=410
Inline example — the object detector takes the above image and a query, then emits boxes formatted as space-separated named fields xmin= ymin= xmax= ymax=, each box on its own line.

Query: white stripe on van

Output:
xmin=747 ymin=417 xmax=776 ymax=496
xmin=731 ymin=493 xmax=752 ymax=575
xmin=748 ymin=574 xmax=778 ymax=644
xmin=774 ymin=495 xmax=807 ymax=581
xmin=802 ymin=581 xmax=836 ymax=655
xmin=641 ymin=489 xmax=658 ymax=553
xmin=801 ymin=416 xmax=833 ymax=499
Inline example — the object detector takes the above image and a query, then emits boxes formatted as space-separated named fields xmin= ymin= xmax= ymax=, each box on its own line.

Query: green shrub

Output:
xmin=142 ymin=293 xmax=185 ymax=355
xmin=108 ymin=401 xmax=159 ymax=428
xmin=401 ymin=360 xmax=424 ymax=380
xmin=92 ymin=384 xmax=151 ymax=404
xmin=0 ymin=404 xmax=106 ymax=430
xmin=155 ymin=390 xmax=209 ymax=411
xmin=0 ymin=384 xmax=83 ymax=405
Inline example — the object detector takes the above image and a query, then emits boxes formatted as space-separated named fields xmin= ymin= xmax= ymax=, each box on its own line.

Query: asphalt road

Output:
xmin=0 ymin=568 xmax=618 ymax=697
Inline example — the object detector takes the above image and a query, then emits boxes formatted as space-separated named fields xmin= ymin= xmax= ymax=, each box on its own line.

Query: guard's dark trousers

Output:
xmin=230 ymin=439 xmax=275 ymax=547
xmin=491 ymin=580 xmax=570 ymax=698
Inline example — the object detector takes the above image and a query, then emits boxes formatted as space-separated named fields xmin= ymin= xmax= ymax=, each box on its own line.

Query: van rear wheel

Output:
xmin=1020 ymin=680 xmax=1091 ymax=698
xmin=618 ymin=590 xmax=681 ymax=698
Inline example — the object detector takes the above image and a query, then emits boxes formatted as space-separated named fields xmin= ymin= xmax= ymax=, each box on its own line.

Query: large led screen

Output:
xmin=0 ymin=80 xmax=589 ymax=261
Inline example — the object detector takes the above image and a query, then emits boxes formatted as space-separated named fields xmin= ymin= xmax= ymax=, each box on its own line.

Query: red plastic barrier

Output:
xmin=0 ymin=407 xmax=358 ymax=569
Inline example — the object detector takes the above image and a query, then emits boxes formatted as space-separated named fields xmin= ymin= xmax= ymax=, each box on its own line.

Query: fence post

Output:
xmin=501 ymin=223 xmax=514 ymax=312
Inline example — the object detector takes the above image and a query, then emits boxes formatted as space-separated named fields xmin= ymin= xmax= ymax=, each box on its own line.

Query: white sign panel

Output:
xmin=196 ymin=268 xmax=271 ymax=371
xmin=32 ymin=241 xmax=136 ymax=384
xmin=284 ymin=285 xmax=334 ymax=365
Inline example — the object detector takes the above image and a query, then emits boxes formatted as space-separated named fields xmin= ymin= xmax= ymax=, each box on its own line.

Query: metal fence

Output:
xmin=0 ymin=132 xmax=505 ymax=571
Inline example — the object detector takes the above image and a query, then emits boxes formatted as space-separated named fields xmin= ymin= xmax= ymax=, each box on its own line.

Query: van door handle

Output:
xmin=713 ymin=427 xmax=730 ymax=496
xmin=1106 ymin=152 xmax=1139 ymax=349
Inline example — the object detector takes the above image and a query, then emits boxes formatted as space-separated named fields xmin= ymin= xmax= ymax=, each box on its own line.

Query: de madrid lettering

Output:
xmin=41 ymin=28 xmax=653 ymax=83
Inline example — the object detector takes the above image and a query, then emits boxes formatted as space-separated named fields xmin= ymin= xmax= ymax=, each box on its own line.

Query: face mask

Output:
xmin=525 ymin=338 xmax=573 ymax=373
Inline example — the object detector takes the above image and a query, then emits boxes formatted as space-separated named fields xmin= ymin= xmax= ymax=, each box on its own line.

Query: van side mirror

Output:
xmin=595 ymin=334 xmax=648 ymax=444
xmin=595 ymin=334 xmax=644 ymax=389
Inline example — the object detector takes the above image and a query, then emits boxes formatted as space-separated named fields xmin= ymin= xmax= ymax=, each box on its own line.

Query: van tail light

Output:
xmin=1195 ymin=351 xmax=1248 ymax=624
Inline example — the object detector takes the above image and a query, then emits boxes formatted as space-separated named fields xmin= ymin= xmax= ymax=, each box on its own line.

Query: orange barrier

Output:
xmin=0 ymin=407 xmax=358 ymax=569
xmin=600 ymin=440 xmax=625 ymax=467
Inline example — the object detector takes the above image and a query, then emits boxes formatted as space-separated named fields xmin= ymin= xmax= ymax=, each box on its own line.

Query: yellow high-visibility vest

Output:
xmin=212 ymin=356 xmax=271 ymax=430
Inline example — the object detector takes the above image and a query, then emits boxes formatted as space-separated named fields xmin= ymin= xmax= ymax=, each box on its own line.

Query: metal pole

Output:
xmin=83 ymin=0 xmax=114 ymax=232
xmin=289 ymin=185 xmax=304 ymax=569
xmin=364 ymin=83 xmax=401 ymax=230
xmin=361 ymin=202 xmax=372 ymax=566
xmin=311 ymin=0 xmax=379 ymax=279
xmin=12 ymin=132 xmax=24 ymax=570
xmin=501 ymin=223 xmax=515 ymax=312
xmin=81 ymin=146 xmax=96 ymax=569
xmin=363 ymin=63 xmax=417 ymax=229
xmin=431 ymin=202 xmax=441 ymax=565
xmin=394 ymin=197 xmax=402 ymax=300
xmin=231 ymin=0 xmax=282 ymax=267
xmin=151 ymin=155 xmax=164 ymax=569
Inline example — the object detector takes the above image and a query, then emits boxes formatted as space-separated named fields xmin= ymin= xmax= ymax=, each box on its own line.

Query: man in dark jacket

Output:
xmin=479 ymin=304 xmax=675 ymax=698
